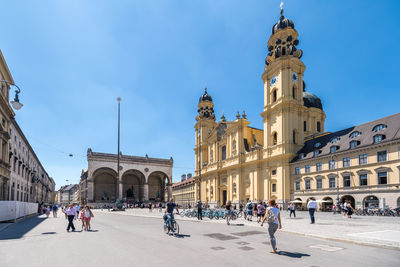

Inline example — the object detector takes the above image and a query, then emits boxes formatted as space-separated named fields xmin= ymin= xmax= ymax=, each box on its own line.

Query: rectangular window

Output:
xmin=305 ymin=180 xmax=311 ymax=190
xmin=377 ymin=151 xmax=387 ymax=162
xmin=305 ymin=165 xmax=310 ymax=173
xmin=295 ymin=181 xmax=300 ymax=191
xmin=272 ymin=170 xmax=277 ymax=175
xmin=303 ymin=121 xmax=307 ymax=132
xmin=378 ymin=172 xmax=387 ymax=185
xmin=359 ymin=154 xmax=368 ymax=165
xmin=343 ymin=157 xmax=351 ymax=167
xmin=221 ymin=146 xmax=226 ymax=161
xmin=317 ymin=122 xmax=321 ymax=132
xmin=329 ymin=160 xmax=336 ymax=170
xmin=329 ymin=177 xmax=336 ymax=188
xmin=316 ymin=162 xmax=322 ymax=172
xmin=272 ymin=183 xmax=276 ymax=192
xmin=359 ymin=174 xmax=368 ymax=186
xmin=295 ymin=167 xmax=300 ymax=175
xmin=343 ymin=176 xmax=351 ymax=187
xmin=316 ymin=179 xmax=322 ymax=189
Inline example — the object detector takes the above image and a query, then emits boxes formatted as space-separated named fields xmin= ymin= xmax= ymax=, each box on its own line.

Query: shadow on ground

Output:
xmin=277 ymin=251 xmax=310 ymax=258
xmin=173 ymin=233 xmax=191 ymax=238
xmin=0 ymin=216 xmax=46 ymax=240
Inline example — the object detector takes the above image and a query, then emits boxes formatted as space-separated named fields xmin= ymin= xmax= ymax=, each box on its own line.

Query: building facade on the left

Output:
xmin=0 ymin=50 xmax=55 ymax=203
xmin=9 ymin=117 xmax=55 ymax=203
xmin=0 ymin=51 xmax=16 ymax=200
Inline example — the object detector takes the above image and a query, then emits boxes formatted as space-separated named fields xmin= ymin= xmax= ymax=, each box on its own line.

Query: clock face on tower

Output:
xmin=270 ymin=75 xmax=278 ymax=87
xmin=292 ymin=72 xmax=298 ymax=82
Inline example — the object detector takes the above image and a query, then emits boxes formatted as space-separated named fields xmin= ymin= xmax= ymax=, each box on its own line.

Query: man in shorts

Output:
xmin=164 ymin=198 xmax=179 ymax=228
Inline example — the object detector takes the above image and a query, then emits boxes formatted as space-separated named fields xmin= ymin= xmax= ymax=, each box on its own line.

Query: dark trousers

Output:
xmin=309 ymin=208 xmax=316 ymax=223
xmin=290 ymin=210 xmax=296 ymax=218
xmin=197 ymin=209 xmax=202 ymax=220
xmin=67 ymin=215 xmax=75 ymax=231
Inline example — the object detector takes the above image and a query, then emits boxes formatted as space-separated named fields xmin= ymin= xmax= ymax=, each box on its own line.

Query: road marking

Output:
xmin=309 ymin=244 xmax=344 ymax=252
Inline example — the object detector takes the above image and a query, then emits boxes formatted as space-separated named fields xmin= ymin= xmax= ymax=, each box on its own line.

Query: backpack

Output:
xmin=267 ymin=208 xmax=277 ymax=224
xmin=247 ymin=203 xmax=252 ymax=210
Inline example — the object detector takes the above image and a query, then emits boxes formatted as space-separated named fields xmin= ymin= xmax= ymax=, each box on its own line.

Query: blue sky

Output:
xmin=1 ymin=0 xmax=399 ymax=189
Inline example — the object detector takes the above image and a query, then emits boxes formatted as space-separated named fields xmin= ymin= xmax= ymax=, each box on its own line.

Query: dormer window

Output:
xmin=330 ymin=146 xmax=339 ymax=153
xmin=373 ymin=124 xmax=387 ymax=132
xmin=350 ymin=140 xmax=360 ymax=149
xmin=373 ymin=134 xmax=385 ymax=144
xmin=350 ymin=131 xmax=361 ymax=138
xmin=299 ymin=153 xmax=305 ymax=159
xmin=313 ymin=150 xmax=320 ymax=157
xmin=314 ymin=142 xmax=321 ymax=148
xmin=330 ymin=137 xmax=340 ymax=144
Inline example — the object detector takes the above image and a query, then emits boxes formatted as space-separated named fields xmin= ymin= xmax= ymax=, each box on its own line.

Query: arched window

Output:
xmin=350 ymin=131 xmax=361 ymax=138
xmin=273 ymin=132 xmax=278 ymax=145
xmin=373 ymin=134 xmax=385 ymax=143
xmin=210 ymin=149 xmax=213 ymax=162
xmin=317 ymin=121 xmax=321 ymax=132
xmin=273 ymin=89 xmax=277 ymax=102
xmin=350 ymin=140 xmax=360 ymax=149
xmin=373 ymin=124 xmax=387 ymax=132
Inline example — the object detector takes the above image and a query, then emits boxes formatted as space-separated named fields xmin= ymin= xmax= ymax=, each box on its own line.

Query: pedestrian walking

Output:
xmin=225 ymin=201 xmax=232 ymax=225
xmin=346 ymin=201 xmax=354 ymax=219
xmin=82 ymin=205 xmax=94 ymax=231
xmin=289 ymin=203 xmax=296 ymax=218
xmin=332 ymin=204 xmax=337 ymax=214
xmin=257 ymin=201 xmax=266 ymax=223
xmin=52 ymin=204 xmax=58 ymax=217
xmin=307 ymin=197 xmax=317 ymax=224
xmin=261 ymin=199 xmax=282 ymax=254
xmin=343 ymin=201 xmax=348 ymax=217
xmin=45 ymin=206 xmax=51 ymax=218
xmin=65 ymin=204 xmax=77 ymax=232
xmin=246 ymin=200 xmax=253 ymax=221
xmin=197 ymin=201 xmax=203 ymax=220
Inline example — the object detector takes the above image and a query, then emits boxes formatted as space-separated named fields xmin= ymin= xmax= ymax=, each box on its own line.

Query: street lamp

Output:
xmin=0 ymin=80 xmax=23 ymax=110
xmin=117 ymin=97 xmax=121 ymax=202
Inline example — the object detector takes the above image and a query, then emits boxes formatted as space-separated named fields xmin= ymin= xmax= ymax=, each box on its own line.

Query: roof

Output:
xmin=292 ymin=113 xmax=400 ymax=162
xmin=61 ymin=184 xmax=79 ymax=192
xmin=172 ymin=177 xmax=195 ymax=189
xmin=87 ymin=149 xmax=173 ymax=166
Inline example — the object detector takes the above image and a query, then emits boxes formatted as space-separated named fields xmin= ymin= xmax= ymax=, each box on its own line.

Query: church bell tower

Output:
xmin=261 ymin=3 xmax=326 ymax=205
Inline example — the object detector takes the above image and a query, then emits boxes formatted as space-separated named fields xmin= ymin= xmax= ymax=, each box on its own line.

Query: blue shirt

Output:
xmin=166 ymin=202 xmax=176 ymax=213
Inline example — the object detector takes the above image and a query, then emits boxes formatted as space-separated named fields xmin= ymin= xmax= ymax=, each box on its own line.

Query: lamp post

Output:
xmin=117 ymin=97 xmax=121 ymax=202
xmin=0 ymin=80 xmax=23 ymax=110
xmin=330 ymin=154 xmax=340 ymax=211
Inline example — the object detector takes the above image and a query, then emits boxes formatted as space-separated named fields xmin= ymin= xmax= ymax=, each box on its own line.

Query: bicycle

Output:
xmin=163 ymin=212 xmax=180 ymax=235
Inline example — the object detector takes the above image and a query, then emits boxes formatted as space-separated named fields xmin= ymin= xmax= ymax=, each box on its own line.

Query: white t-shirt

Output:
xmin=267 ymin=207 xmax=280 ymax=224
xmin=307 ymin=200 xmax=317 ymax=209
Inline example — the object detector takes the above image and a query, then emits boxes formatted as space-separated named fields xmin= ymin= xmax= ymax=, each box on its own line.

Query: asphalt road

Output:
xmin=0 ymin=212 xmax=399 ymax=267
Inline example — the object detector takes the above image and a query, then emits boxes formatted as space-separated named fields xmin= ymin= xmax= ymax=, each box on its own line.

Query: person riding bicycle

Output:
xmin=164 ymin=198 xmax=179 ymax=229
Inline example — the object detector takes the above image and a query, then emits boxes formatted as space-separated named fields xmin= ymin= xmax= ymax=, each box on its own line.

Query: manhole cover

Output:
xmin=236 ymin=241 xmax=250 ymax=245
xmin=238 ymin=246 xmax=254 ymax=251
xmin=204 ymin=233 xmax=239 ymax=241
xmin=210 ymin=246 xmax=226 ymax=251
xmin=231 ymin=231 xmax=264 ymax=237
xmin=309 ymin=244 xmax=344 ymax=252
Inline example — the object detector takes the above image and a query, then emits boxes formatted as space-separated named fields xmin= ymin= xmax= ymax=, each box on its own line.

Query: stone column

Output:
xmin=87 ymin=181 xmax=94 ymax=202
xmin=143 ymin=183 xmax=149 ymax=201
xmin=118 ymin=181 xmax=123 ymax=200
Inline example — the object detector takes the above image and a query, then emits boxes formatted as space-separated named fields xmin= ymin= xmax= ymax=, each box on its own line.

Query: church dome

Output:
xmin=272 ymin=12 xmax=295 ymax=35
xmin=199 ymin=88 xmax=213 ymax=103
xmin=303 ymin=92 xmax=323 ymax=110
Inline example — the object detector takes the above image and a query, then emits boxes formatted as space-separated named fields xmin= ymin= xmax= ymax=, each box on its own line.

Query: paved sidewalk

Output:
xmin=93 ymin=208 xmax=400 ymax=249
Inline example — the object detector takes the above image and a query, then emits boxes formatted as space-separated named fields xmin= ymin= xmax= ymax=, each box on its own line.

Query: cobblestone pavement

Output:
xmin=0 ymin=211 xmax=399 ymax=267
xmin=96 ymin=208 xmax=400 ymax=249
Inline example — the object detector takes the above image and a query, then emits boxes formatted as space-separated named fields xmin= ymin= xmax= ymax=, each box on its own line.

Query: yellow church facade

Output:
xmin=192 ymin=7 xmax=400 ymax=209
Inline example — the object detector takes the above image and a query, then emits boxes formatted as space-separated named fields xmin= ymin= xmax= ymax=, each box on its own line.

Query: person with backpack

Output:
xmin=260 ymin=199 xmax=282 ymax=254
xmin=246 ymin=200 xmax=253 ymax=221
xmin=196 ymin=201 xmax=203 ymax=220
xmin=257 ymin=201 xmax=266 ymax=223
